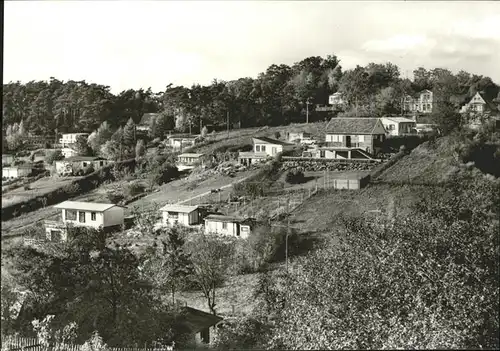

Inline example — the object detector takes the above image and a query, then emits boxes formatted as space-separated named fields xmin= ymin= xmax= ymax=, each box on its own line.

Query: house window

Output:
xmin=79 ymin=211 xmax=86 ymax=223
xmin=169 ymin=212 xmax=179 ymax=219
xmin=99 ymin=161 xmax=103 ymax=166
xmin=222 ymin=222 xmax=227 ymax=230
xmin=272 ymin=147 xmax=277 ymax=155
xmin=320 ymin=150 xmax=326 ymax=158
xmin=261 ymin=145 xmax=266 ymax=152
xmin=91 ymin=212 xmax=96 ymax=221
xmin=66 ymin=209 xmax=77 ymax=221
xmin=256 ymin=145 xmax=260 ymax=152
xmin=389 ymin=125 xmax=395 ymax=131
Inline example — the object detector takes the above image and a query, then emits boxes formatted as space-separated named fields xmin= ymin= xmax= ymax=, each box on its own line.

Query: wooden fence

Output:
xmin=1 ymin=336 xmax=174 ymax=351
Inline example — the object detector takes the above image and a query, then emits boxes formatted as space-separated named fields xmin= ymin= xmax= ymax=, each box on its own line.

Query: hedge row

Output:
xmin=1 ymin=159 xmax=136 ymax=221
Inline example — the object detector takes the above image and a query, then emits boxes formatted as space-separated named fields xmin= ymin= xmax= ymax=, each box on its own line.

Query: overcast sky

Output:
xmin=4 ymin=1 xmax=500 ymax=94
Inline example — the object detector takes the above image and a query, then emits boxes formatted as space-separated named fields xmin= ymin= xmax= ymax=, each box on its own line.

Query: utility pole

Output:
xmin=286 ymin=197 xmax=290 ymax=273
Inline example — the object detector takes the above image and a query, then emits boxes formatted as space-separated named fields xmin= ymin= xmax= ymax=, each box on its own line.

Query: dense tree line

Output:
xmin=4 ymin=57 xmax=499 ymax=140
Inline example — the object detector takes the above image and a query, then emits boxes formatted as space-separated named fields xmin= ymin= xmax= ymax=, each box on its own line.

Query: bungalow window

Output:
xmin=168 ymin=212 xmax=179 ymax=219
xmin=79 ymin=211 xmax=86 ymax=223
xmin=256 ymin=145 xmax=261 ymax=152
xmin=91 ymin=212 xmax=96 ymax=221
xmin=83 ymin=162 xmax=88 ymax=167
xmin=222 ymin=222 xmax=227 ymax=230
xmin=320 ymin=150 xmax=325 ymax=158
xmin=261 ymin=145 xmax=266 ymax=152
xmin=99 ymin=161 xmax=104 ymax=166
xmin=66 ymin=209 xmax=77 ymax=221
xmin=389 ymin=125 xmax=395 ymax=131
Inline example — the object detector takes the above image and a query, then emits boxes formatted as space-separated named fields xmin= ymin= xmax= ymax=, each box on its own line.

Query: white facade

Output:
xmin=380 ymin=117 xmax=417 ymax=136
xmin=328 ymin=92 xmax=346 ymax=106
xmin=59 ymin=133 xmax=89 ymax=147
xmin=252 ymin=137 xmax=294 ymax=157
xmin=61 ymin=148 xmax=78 ymax=158
xmin=403 ymin=90 xmax=434 ymax=114
xmin=204 ymin=215 xmax=251 ymax=239
xmin=460 ymin=92 xmax=487 ymax=113
xmin=2 ymin=167 xmax=32 ymax=179
xmin=60 ymin=205 xmax=124 ymax=229
xmin=160 ymin=205 xmax=200 ymax=227
xmin=46 ymin=201 xmax=125 ymax=241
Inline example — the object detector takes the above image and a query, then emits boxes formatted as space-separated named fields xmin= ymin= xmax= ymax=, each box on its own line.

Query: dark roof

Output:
xmin=139 ymin=113 xmax=161 ymax=125
xmin=64 ymin=156 xmax=107 ymax=162
xmin=253 ymin=136 xmax=294 ymax=146
xmin=180 ymin=307 xmax=223 ymax=333
xmin=325 ymin=118 xmax=385 ymax=135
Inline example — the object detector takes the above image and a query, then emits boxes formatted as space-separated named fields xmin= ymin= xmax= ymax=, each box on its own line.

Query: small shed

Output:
xmin=160 ymin=204 xmax=201 ymax=227
xmin=2 ymin=165 xmax=33 ymax=179
xmin=177 ymin=153 xmax=204 ymax=171
xmin=179 ymin=307 xmax=223 ymax=346
xmin=204 ymin=214 xmax=253 ymax=238
xmin=238 ymin=151 xmax=268 ymax=166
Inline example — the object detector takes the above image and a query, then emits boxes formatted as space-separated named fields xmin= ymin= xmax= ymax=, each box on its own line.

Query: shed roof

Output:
xmin=54 ymin=201 xmax=124 ymax=212
xmin=205 ymin=214 xmax=247 ymax=223
xmin=180 ymin=307 xmax=223 ymax=334
xmin=178 ymin=153 xmax=204 ymax=158
xmin=139 ymin=113 xmax=161 ymax=125
xmin=253 ymin=136 xmax=294 ymax=146
xmin=382 ymin=117 xmax=416 ymax=124
xmin=325 ymin=118 xmax=385 ymax=135
xmin=160 ymin=204 xmax=199 ymax=213
xmin=63 ymin=156 xmax=108 ymax=162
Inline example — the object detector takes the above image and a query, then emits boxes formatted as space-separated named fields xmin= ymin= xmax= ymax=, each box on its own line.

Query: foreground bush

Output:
xmin=256 ymin=174 xmax=499 ymax=349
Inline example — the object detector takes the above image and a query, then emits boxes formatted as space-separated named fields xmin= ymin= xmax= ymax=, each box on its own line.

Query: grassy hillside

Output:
xmin=377 ymin=136 xmax=460 ymax=183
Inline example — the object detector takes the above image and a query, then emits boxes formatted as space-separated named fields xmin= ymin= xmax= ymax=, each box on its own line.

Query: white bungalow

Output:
xmin=380 ymin=117 xmax=417 ymax=137
xmin=160 ymin=204 xmax=201 ymax=227
xmin=45 ymin=201 xmax=126 ymax=241
xmin=177 ymin=153 xmax=204 ymax=171
xmin=204 ymin=214 xmax=253 ymax=239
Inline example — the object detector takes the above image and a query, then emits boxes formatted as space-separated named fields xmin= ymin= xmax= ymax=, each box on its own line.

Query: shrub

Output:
xmin=285 ymin=169 xmax=306 ymax=184
xmin=45 ymin=149 xmax=64 ymax=165
xmin=107 ymin=191 xmax=125 ymax=204
xmin=124 ymin=182 xmax=145 ymax=198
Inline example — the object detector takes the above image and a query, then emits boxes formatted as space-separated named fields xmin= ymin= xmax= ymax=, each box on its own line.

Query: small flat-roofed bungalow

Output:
xmin=160 ymin=204 xmax=201 ymax=227
xmin=252 ymin=136 xmax=295 ymax=157
xmin=45 ymin=201 xmax=126 ymax=241
xmin=2 ymin=165 xmax=33 ymax=179
xmin=380 ymin=117 xmax=417 ymax=136
xmin=204 ymin=214 xmax=253 ymax=239
xmin=177 ymin=153 xmax=204 ymax=171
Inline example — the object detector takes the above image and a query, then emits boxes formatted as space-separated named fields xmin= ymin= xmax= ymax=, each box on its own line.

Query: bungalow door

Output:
xmin=345 ymin=136 xmax=352 ymax=148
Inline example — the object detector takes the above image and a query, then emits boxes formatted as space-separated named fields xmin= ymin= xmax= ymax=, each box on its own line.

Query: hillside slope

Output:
xmin=377 ymin=136 xmax=460 ymax=183
xmin=288 ymin=135 xmax=465 ymax=235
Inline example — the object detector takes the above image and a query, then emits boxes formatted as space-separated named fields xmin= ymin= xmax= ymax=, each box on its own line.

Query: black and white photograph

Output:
xmin=1 ymin=1 xmax=499 ymax=350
